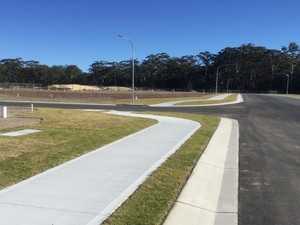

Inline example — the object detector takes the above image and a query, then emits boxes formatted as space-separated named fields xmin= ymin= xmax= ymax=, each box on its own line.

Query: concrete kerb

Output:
xmin=163 ymin=118 xmax=239 ymax=225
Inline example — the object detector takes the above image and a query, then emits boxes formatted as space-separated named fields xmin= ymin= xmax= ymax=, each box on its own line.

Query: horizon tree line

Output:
xmin=0 ymin=42 xmax=299 ymax=93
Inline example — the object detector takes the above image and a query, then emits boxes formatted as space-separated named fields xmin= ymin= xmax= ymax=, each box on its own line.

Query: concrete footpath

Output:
xmin=0 ymin=111 xmax=200 ymax=225
xmin=164 ymin=118 xmax=239 ymax=225
xmin=150 ymin=93 xmax=234 ymax=107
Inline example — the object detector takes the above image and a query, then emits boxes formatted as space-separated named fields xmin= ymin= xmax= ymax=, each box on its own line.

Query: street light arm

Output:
xmin=118 ymin=34 xmax=134 ymax=58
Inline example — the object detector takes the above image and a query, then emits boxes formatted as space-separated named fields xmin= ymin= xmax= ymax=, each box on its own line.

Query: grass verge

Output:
xmin=0 ymin=108 xmax=156 ymax=189
xmin=0 ymin=94 xmax=217 ymax=105
xmin=113 ymin=94 xmax=217 ymax=105
xmin=278 ymin=94 xmax=300 ymax=99
xmin=0 ymin=91 xmax=214 ymax=105
xmin=102 ymin=112 xmax=219 ymax=225
xmin=176 ymin=93 xmax=238 ymax=106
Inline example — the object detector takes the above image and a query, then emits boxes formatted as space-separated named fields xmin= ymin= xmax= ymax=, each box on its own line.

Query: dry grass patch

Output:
xmin=285 ymin=94 xmax=300 ymax=99
xmin=113 ymin=94 xmax=218 ymax=105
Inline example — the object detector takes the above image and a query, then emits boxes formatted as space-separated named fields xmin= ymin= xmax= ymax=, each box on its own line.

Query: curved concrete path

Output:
xmin=150 ymin=93 xmax=231 ymax=107
xmin=150 ymin=93 xmax=243 ymax=107
xmin=164 ymin=118 xmax=239 ymax=225
xmin=0 ymin=111 xmax=200 ymax=225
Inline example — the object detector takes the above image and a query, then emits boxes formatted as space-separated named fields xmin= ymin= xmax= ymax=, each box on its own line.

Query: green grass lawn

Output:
xmin=113 ymin=94 xmax=218 ymax=105
xmin=102 ymin=112 xmax=219 ymax=225
xmin=0 ymin=108 xmax=156 ymax=189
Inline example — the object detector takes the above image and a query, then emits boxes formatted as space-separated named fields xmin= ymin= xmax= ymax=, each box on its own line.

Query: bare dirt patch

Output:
xmin=0 ymin=107 xmax=41 ymax=130
xmin=0 ymin=118 xmax=41 ymax=130
xmin=0 ymin=89 xmax=206 ymax=103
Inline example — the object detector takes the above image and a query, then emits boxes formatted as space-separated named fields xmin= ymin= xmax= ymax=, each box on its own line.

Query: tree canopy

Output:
xmin=0 ymin=42 xmax=299 ymax=93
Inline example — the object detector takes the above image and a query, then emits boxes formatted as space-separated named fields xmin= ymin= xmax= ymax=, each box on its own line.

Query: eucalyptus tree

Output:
xmin=282 ymin=42 xmax=300 ymax=75
xmin=22 ymin=60 xmax=41 ymax=83
xmin=214 ymin=47 xmax=242 ymax=91
xmin=117 ymin=60 xmax=135 ymax=87
xmin=0 ymin=58 xmax=24 ymax=83
xmin=36 ymin=65 xmax=52 ymax=86
xmin=140 ymin=53 xmax=171 ymax=89
xmin=197 ymin=51 xmax=215 ymax=76
xmin=214 ymin=44 xmax=275 ymax=91
xmin=281 ymin=42 xmax=300 ymax=92
xmin=65 ymin=65 xmax=84 ymax=84
xmin=49 ymin=66 xmax=68 ymax=85
xmin=172 ymin=55 xmax=199 ymax=91
xmin=1 ymin=41 xmax=300 ymax=93
xmin=88 ymin=61 xmax=113 ymax=86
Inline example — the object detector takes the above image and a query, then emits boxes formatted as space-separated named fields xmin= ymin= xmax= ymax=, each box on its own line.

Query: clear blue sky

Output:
xmin=0 ymin=0 xmax=299 ymax=71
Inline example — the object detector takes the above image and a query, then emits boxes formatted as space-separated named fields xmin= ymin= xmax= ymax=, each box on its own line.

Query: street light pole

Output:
xmin=216 ymin=64 xmax=236 ymax=94
xmin=226 ymin=78 xmax=231 ymax=93
xmin=118 ymin=34 xmax=135 ymax=102
xmin=285 ymin=74 xmax=289 ymax=95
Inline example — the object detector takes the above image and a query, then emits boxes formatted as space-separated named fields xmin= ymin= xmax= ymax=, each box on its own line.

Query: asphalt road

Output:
xmin=1 ymin=94 xmax=300 ymax=225
xmin=235 ymin=95 xmax=300 ymax=225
